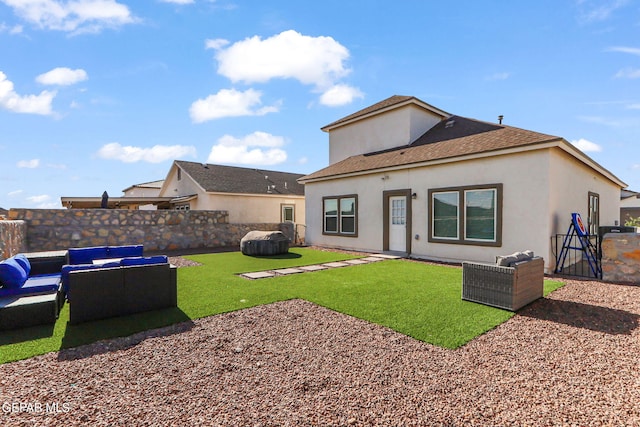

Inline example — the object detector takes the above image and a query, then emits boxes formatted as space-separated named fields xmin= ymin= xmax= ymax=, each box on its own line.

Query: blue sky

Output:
xmin=0 ymin=0 xmax=639 ymax=209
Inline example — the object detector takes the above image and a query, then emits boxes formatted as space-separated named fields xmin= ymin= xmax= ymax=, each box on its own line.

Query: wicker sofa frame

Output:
xmin=462 ymin=257 xmax=544 ymax=311
xmin=68 ymin=262 xmax=177 ymax=324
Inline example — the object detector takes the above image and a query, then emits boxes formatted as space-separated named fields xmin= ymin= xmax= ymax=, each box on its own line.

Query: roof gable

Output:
xmin=321 ymin=95 xmax=449 ymax=132
xmin=175 ymin=161 xmax=305 ymax=196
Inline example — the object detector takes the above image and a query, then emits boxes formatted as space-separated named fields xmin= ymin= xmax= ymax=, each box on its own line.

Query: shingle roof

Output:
xmin=321 ymin=95 xmax=449 ymax=131
xmin=301 ymin=115 xmax=561 ymax=181
xmin=175 ymin=161 xmax=305 ymax=196
xmin=122 ymin=179 xmax=165 ymax=193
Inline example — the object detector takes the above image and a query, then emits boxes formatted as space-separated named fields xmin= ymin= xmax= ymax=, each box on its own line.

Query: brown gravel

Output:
xmin=1 ymin=276 xmax=639 ymax=426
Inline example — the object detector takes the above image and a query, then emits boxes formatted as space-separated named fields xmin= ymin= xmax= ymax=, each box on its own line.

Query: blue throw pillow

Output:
xmin=13 ymin=254 xmax=31 ymax=277
xmin=0 ymin=258 xmax=28 ymax=288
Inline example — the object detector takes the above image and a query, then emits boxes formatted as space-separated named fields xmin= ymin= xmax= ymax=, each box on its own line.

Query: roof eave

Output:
xmin=299 ymin=139 xmax=560 ymax=184
xmin=299 ymin=138 xmax=627 ymax=188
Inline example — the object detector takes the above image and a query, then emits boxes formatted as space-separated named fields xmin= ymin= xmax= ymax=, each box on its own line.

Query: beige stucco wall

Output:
xmin=328 ymin=105 xmax=441 ymax=164
xmin=621 ymin=196 xmax=640 ymax=208
xmin=160 ymin=167 xmax=203 ymax=199
xmin=547 ymin=148 xmax=620 ymax=235
xmin=305 ymin=148 xmax=622 ymax=272
xmin=195 ymin=193 xmax=305 ymax=225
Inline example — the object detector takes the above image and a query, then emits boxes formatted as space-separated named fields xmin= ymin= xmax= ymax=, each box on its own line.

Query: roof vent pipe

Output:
xmin=498 ymin=115 xmax=504 ymax=124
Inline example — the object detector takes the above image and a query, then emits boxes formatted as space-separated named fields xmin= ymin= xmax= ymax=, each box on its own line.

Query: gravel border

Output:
xmin=1 ymin=276 xmax=639 ymax=426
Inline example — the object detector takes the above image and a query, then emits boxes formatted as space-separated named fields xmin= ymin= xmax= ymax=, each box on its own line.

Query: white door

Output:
xmin=389 ymin=196 xmax=406 ymax=252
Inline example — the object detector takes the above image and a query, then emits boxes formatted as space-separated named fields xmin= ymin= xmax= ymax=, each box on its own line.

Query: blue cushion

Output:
xmin=61 ymin=262 xmax=120 ymax=298
xmin=0 ymin=258 xmax=28 ymax=288
xmin=0 ymin=276 xmax=60 ymax=297
xmin=13 ymin=254 xmax=31 ymax=277
xmin=120 ymin=255 xmax=168 ymax=267
xmin=107 ymin=245 xmax=143 ymax=258
xmin=24 ymin=273 xmax=61 ymax=289
xmin=68 ymin=246 xmax=109 ymax=265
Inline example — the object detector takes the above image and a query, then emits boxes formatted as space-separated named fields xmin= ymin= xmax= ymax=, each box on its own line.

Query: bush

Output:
xmin=624 ymin=216 xmax=640 ymax=227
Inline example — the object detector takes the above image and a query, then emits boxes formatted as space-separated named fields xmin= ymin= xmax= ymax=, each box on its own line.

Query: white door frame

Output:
xmin=383 ymin=189 xmax=412 ymax=254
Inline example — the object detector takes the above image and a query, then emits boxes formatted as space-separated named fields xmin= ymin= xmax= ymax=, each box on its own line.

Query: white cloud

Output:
xmin=614 ymin=67 xmax=640 ymax=79
xmin=571 ymin=138 xmax=603 ymax=152
xmin=319 ymin=84 xmax=364 ymax=107
xmin=205 ymin=38 xmax=229 ymax=50
xmin=578 ymin=115 xmax=622 ymax=127
xmin=189 ymin=88 xmax=279 ymax=123
xmin=27 ymin=194 xmax=50 ymax=203
xmin=36 ymin=67 xmax=88 ymax=85
xmin=97 ymin=142 xmax=197 ymax=163
xmin=0 ymin=71 xmax=56 ymax=115
xmin=298 ymin=157 xmax=308 ymax=165
xmin=607 ymin=46 xmax=640 ymax=56
xmin=159 ymin=0 xmax=194 ymax=3
xmin=577 ymin=0 xmax=629 ymax=23
xmin=633 ymin=164 xmax=640 ymax=169
xmin=213 ymin=30 xmax=351 ymax=89
xmin=17 ymin=159 xmax=40 ymax=168
xmin=0 ymin=22 xmax=23 ymax=34
xmin=486 ymin=72 xmax=511 ymax=81
xmin=1 ymin=0 xmax=136 ymax=34
xmin=207 ymin=131 xmax=287 ymax=166
xmin=7 ymin=189 xmax=23 ymax=197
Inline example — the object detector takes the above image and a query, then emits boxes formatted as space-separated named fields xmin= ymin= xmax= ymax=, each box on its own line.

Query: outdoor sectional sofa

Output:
xmin=0 ymin=245 xmax=177 ymax=329
xmin=0 ymin=251 xmax=66 ymax=330
xmin=462 ymin=251 xmax=544 ymax=311
xmin=62 ymin=245 xmax=177 ymax=324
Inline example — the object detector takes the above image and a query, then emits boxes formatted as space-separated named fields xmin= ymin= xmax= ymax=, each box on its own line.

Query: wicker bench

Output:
xmin=462 ymin=257 xmax=544 ymax=311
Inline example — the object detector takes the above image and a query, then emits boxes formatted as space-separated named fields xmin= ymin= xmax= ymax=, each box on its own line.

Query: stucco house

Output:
xmin=158 ymin=160 xmax=305 ymax=225
xmin=621 ymin=189 xmax=640 ymax=223
xmin=61 ymin=161 xmax=305 ymax=229
xmin=299 ymin=95 xmax=626 ymax=272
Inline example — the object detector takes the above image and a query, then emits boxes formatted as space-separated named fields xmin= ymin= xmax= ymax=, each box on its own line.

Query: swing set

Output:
xmin=554 ymin=213 xmax=601 ymax=279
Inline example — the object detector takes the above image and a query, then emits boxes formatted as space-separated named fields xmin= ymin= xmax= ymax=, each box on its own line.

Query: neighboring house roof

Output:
xmin=60 ymin=196 xmax=173 ymax=209
xmin=122 ymin=179 xmax=164 ymax=193
xmin=321 ymin=95 xmax=450 ymax=132
xmin=0 ymin=207 xmax=7 ymax=216
xmin=301 ymin=107 xmax=626 ymax=188
xmin=174 ymin=160 xmax=305 ymax=196
xmin=621 ymin=189 xmax=639 ymax=199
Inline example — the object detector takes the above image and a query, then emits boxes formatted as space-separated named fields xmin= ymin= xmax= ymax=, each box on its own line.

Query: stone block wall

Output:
xmin=601 ymin=233 xmax=640 ymax=284
xmin=0 ymin=220 xmax=27 ymax=259
xmin=4 ymin=209 xmax=292 ymax=257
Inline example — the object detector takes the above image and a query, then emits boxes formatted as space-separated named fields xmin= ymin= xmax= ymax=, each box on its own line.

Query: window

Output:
xmin=428 ymin=184 xmax=502 ymax=246
xmin=465 ymin=189 xmax=497 ymax=241
xmin=588 ymin=192 xmax=599 ymax=236
xmin=177 ymin=168 xmax=182 ymax=181
xmin=323 ymin=195 xmax=357 ymax=236
xmin=391 ymin=198 xmax=406 ymax=225
xmin=432 ymin=191 xmax=458 ymax=239
xmin=281 ymin=205 xmax=295 ymax=223
xmin=174 ymin=204 xmax=190 ymax=211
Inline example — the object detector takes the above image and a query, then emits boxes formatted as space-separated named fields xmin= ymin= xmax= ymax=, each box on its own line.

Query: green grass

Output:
xmin=0 ymin=248 xmax=564 ymax=364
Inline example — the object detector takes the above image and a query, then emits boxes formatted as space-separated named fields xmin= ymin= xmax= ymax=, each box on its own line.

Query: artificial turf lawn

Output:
xmin=0 ymin=248 xmax=565 ymax=364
